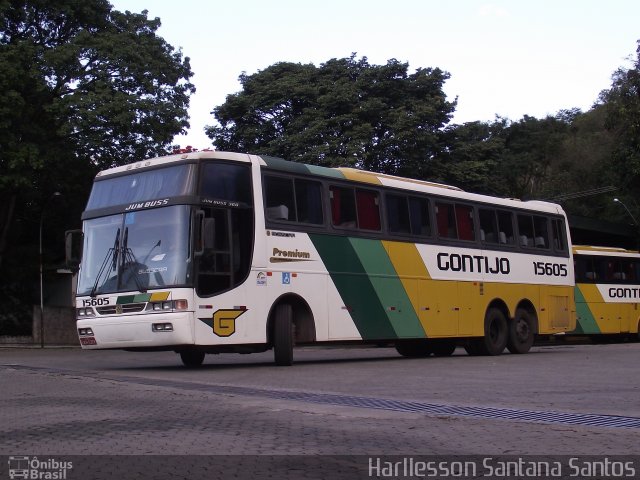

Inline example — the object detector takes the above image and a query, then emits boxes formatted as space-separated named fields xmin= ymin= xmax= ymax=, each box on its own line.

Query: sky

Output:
xmin=110 ymin=0 xmax=640 ymax=149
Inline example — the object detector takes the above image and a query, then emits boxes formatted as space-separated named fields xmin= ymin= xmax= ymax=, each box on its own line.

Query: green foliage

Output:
xmin=207 ymin=54 xmax=456 ymax=177
xmin=493 ymin=114 xmax=570 ymax=199
xmin=208 ymin=45 xmax=640 ymax=227
xmin=0 ymin=0 xmax=194 ymax=333
xmin=0 ymin=0 xmax=195 ymax=175
xmin=600 ymin=41 xmax=640 ymax=186
xmin=436 ymin=119 xmax=507 ymax=195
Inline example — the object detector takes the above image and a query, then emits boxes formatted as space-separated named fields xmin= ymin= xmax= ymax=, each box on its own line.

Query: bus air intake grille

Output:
xmin=96 ymin=303 xmax=146 ymax=315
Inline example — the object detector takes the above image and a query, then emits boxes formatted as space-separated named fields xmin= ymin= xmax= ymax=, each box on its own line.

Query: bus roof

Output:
xmin=94 ymin=151 xmax=566 ymax=216
xmin=573 ymin=245 xmax=640 ymax=257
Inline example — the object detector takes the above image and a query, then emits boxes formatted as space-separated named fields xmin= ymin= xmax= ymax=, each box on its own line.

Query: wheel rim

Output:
xmin=515 ymin=318 xmax=530 ymax=343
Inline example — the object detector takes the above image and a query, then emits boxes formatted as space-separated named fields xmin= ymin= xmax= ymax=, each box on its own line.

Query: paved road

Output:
xmin=1 ymin=343 xmax=639 ymax=479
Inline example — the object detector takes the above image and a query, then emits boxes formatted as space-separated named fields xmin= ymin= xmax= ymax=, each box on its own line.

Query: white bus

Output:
xmin=71 ymin=151 xmax=575 ymax=366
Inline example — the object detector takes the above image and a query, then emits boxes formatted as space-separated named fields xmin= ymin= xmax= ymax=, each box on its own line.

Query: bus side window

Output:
xmin=552 ymin=218 xmax=567 ymax=251
xmin=264 ymin=175 xmax=294 ymax=221
xmin=356 ymin=189 xmax=381 ymax=231
xmin=497 ymin=210 xmax=514 ymax=245
xmin=387 ymin=194 xmax=411 ymax=234
xmin=611 ymin=260 xmax=626 ymax=281
xmin=409 ymin=197 xmax=431 ymax=236
xmin=330 ymin=186 xmax=357 ymax=228
xmin=479 ymin=208 xmax=498 ymax=244
xmin=517 ymin=214 xmax=534 ymax=248
xmin=532 ymin=215 xmax=549 ymax=249
xmin=455 ymin=204 xmax=475 ymax=241
xmin=593 ymin=257 xmax=607 ymax=281
xmin=295 ymin=179 xmax=323 ymax=224
xmin=435 ymin=202 xmax=457 ymax=239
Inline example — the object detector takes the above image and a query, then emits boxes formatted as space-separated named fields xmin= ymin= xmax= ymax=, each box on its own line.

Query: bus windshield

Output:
xmin=77 ymin=205 xmax=191 ymax=296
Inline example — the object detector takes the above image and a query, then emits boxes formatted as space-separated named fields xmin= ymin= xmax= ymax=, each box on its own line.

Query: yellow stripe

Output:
xmin=336 ymin=168 xmax=383 ymax=185
xmin=150 ymin=291 xmax=170 ymax=301
xmin=382 ymin=241 xmax=431 ymax=280
xmin=382 ymin=241 xmax=434 ymax=335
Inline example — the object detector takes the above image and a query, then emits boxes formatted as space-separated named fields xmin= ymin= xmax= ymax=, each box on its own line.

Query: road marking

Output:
xmin=4 ymin=364 xmax=640 ymax=429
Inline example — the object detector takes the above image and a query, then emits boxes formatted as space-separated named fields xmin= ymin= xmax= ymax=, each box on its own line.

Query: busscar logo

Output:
xmin=8 ymin=456 xmax=73 ymax=479
xmin=270 ymin=247 xmax=313 ymax=263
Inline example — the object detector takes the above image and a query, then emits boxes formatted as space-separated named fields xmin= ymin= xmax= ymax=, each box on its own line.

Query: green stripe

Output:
xmin=116 ymin=293 xmax=151 ymax=304
xmin=260 ymin=155 xmax=346 ymax=179
xmin=310 ymin=234 xmax=425 ymax=339
xmin=116 ymin=295 xmax=136 ymax=304
xmin=309 ymin=234 xmax=395 ymax=339
xmin=572 ymin=286 xmax=601 ymax=334
xmin=349 ymin=238 xmax=425 ymax=338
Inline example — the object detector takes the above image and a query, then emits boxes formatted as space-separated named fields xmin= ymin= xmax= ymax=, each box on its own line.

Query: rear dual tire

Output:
xmin=507 ymin=308 xmax=535 ymax=354
xmin=465 ymin=307 xmax=508 ymax=356
xmin=465 ymin=307 xmax=535 ymax=356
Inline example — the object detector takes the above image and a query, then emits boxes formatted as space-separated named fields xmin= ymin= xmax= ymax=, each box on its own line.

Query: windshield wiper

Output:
xmin=119 ymin=227 xmax=147 ymax=293
xmin=89 ymin=228 xmax=120 ymax=298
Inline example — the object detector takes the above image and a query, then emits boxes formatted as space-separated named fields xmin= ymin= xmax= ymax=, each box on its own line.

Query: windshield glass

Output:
xmin=77 ymin=205 xmax=191 ymax=296
xmin=86 ymin=164 xmax=196 ymax=210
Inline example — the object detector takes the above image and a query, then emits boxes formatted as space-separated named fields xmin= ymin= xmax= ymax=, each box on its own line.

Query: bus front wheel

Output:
xmin=180 ymin=350 xmax=205 ymax=368
xmin=507 ymin=308 xmax=535 ymax=354
xmin=273 ymin=303 xmax=294 ymax=366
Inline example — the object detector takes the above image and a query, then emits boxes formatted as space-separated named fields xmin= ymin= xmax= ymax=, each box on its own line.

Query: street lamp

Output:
xmin=40 ymin=191 xmax=62 ymax=348
xmin=613 ymin=198 xmax=638 ymax=226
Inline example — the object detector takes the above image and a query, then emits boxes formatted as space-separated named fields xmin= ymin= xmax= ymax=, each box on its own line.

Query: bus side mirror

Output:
xmin=65 ymin=229 xmax=83 ymax=272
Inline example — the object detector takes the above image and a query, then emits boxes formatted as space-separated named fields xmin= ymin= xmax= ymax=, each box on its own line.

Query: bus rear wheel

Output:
xmin=507 ymin=308 xmax=535 ymax=354
xmin=468 ymin=307 xmax=508 ymax=356
xmin=483 ymin=308 xmax=508 ymax=355
xmin=179 ymin=350 xmax=205 ymax=368
xmin=273 ymin=303 xmax=294 ymax=366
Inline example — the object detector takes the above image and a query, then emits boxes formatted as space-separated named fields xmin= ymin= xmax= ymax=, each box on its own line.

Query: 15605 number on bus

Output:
xmin=533 ymin=261 xmax=568 ymax=277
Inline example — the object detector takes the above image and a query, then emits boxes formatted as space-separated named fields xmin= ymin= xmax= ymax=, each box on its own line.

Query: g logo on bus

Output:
xmin=199 ymin=309 xmax=247 ymax=337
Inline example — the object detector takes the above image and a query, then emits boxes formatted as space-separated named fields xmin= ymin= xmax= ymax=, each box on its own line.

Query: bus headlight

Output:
xmin=77 ymin=307 xmax=96 ymax=317
xmin=146 ymin=300 xmax=188 ymax=313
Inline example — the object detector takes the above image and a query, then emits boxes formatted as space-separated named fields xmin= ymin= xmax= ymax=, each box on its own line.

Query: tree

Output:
xmin=599 ymin=40 xmax=640 ymax=191
xmin=491 ymin=115 xmax=570 ymax=199
xmin=0 ymin=0 xmax=194 ymax=333
xmin=435 ymin=119 xmax=507 ymax=194
xmin=207 ymin=54 xmax=456 ymax=177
